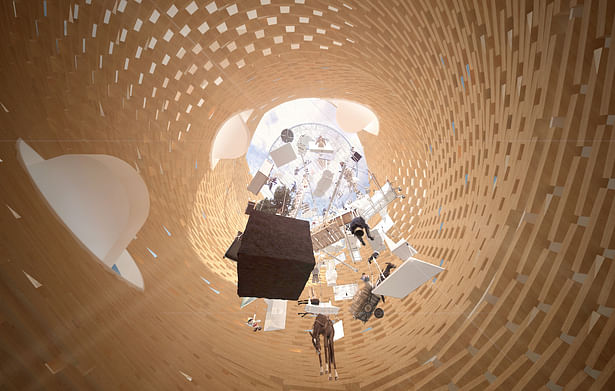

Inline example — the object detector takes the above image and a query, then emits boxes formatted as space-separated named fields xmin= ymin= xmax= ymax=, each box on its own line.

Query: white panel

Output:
xmin=375 ymin=213 xmax=394 ymax=232
xmin=269 ymin=143 xmax=297 ymax=167
xmin=264 ymin=299 xmax=287 ymax=331
xmin=333 ymin=283 xmax=358 ymax=301
xmin=373 ymin=258 xmax=444 ymax=299
xmin=247 ymin=171 xmax=267 ymax=195
xmin=259 ymin=160 xmax=274 ymax=175
xmin=333 ymin=320 xmax=344 ymax=341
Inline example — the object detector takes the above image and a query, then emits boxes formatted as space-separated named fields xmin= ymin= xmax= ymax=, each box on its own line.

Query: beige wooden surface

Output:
xmin=0 ymin=0 xmax=614 ymax=390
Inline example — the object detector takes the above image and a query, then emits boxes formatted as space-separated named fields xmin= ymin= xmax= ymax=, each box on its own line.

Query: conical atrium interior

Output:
xmin=1 ymin=1 xmax=615 ymax=390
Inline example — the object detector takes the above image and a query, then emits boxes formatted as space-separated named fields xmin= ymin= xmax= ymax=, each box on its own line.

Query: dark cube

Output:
xmin=237 ymin=211 xmax=315 ymax=300
xmin=224 ymin=231 xmax=243 ymax=262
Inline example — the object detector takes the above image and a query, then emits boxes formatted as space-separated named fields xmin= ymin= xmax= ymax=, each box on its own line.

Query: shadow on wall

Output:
xmin=16 ymin=139 xmax=149 ymax=290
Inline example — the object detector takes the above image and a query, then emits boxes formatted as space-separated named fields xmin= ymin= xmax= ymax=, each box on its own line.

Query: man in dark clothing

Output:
xmin=382 ymin=262 xmax=396 ymax=279
xmin=377 ymin=262 xmax=396 ymax=304
xmin=349 ymin=216 xmax=374 ymax=246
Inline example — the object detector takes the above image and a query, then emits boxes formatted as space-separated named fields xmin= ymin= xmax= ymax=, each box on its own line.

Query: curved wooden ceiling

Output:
xmin=0 ymin=1 xmax=614 ymax=390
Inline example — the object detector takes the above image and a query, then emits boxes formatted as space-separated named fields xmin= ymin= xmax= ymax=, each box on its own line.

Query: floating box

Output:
xmin=237 ymin=211 xmax=314 ymax=300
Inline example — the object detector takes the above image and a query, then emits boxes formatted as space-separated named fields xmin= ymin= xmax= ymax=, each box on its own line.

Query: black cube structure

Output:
xmin=237 ymin=211 xmax=315 ymax=300
xmin=223 ymin=231 xmax=243 ymax=262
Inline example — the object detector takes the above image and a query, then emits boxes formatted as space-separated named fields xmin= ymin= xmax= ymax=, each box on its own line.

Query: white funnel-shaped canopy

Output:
xmin=17 ymin=139 xmax=148 ymax=290
xmin=330 ymin=99 xmax=379 ymax=135
xmin=211 ymin=109 xmax=253 ymax=169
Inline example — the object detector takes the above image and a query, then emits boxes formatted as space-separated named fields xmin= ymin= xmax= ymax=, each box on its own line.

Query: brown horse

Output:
xmin=309 ymin=314 xmax=338 ymax=380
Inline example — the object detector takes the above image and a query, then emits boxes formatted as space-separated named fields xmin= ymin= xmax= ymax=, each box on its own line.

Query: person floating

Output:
xmin=349 ymin=216 xmax=374 ymax=246
xmin=246 ymin=314 xmax=262 ymax=332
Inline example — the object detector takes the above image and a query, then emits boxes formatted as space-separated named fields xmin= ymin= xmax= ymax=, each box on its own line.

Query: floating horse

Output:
xmin=309 ymin=314 xmax=338 ymax=380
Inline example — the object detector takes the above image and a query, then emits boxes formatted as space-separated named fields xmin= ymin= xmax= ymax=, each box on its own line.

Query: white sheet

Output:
xmin=373 ymin=257 xmax=444 ymax=299
xmin=333 ymin=320 xmax=344 ymax=341
xmin=263 ymin=299 xmax=287 ymax=331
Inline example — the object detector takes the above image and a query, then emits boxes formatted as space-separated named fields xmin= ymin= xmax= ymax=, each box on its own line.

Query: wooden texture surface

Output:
xmin=0 ymin=0 xmax=614 ymax=390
